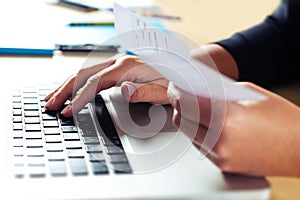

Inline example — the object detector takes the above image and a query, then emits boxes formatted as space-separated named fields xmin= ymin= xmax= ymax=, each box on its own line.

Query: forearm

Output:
xmin=214 ymin=0 xmax=300 ymax=88
xmin=191 ymin=44 xmax=239 ymax=80
xmin=287 ymin=106 xmax=300 ymax=177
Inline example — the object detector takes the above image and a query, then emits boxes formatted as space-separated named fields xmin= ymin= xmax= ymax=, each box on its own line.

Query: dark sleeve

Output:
xmin=216 ymin=0 xmax=300 ymax=88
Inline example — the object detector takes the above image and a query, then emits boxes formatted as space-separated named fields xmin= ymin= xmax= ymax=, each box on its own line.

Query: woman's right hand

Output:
xmin=45 ymin=55 xmax=170 ymax=117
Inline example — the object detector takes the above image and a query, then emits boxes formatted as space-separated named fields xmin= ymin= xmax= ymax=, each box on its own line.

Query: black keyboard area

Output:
xmin=10 ymin=86 xmax=132 ymax=178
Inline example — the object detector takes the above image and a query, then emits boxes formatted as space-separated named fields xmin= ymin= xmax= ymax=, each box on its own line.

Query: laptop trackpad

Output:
xmin=102 ymin=87 xmax=192 ymax=173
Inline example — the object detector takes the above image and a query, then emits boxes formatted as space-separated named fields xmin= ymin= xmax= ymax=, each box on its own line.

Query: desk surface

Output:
xmin=1 ymin=0 xmax=300 ymax=199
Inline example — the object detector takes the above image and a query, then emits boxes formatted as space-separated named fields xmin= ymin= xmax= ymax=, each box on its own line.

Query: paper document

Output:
xmin=113 ymin=3 xmax=266 ymax=102
xmin=114 ymin=3 xmax=190 ymax=59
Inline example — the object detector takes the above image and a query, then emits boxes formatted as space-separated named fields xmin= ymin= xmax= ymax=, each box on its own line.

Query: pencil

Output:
xmin=68 ymin=21 xmax=114 ymax=26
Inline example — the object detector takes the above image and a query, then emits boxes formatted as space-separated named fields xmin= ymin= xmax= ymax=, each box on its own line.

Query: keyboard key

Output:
xmin=46 ymin=143 xmax=64 ymax=152
xmin=49 ymin=161 xmax=67 ymax=176
xmin=43 ymin=120 xmax=59 ymax=127
xmin=62 ymin=126 xmax=78 ymax=133
xmin=90 ymin=162 xmax=109 ymax=175
xmin=13 ymin=138 xmax=24 ymax=147
xmin=25 ymin=124 xmax=41 ymax=132
xmin=24 ymin=111 xmax=39 ymax=117
xmin=12 ymin=97 xmax=21 ymax=103
xmin=88 ymin=153 xmax=105 ymax=162
xmin=27 ymin=157 xmax=45 ymax=167
xmin=14 ymin=165 xmax=25 ymax=178
xmin=13 ymin=123 xmax=23 ymax=131
xmin=24 ymin=104 xmax=39 ymax=111
xmin=24 ymin=117 xmax=40 ymax=124
xmin=86 ymin=144 xmax=102 ymax=153
xmin=113 ymin=163 xmax=132 ymax=174
xmin=12 ymin=130 xmax=23 ymax=139
xmin=40 ymin=101 xmax=47 ymax=107
xmin=83 ymin=136 xmax=100 ymax=144
xmin=22 ymin=89 xmax=36 ymax=94
xmin=26 ymin=139 xmax=43 ymax=148
xmin=44 ymin=128 xmax=60 ymax=135
xmin=25 ymin=132 xmax=42 ymax=139
xmin=13 ymin=103 xmax=22 ymax=109
xmin=13 ymin=109 xmax=22 ymax=116
xmin=67 ymin=149 xmax=85 ymax=158
xmin=28 ymin=166 xmax=46 ymax=178
xmin=47 ymin=152 xmax=65 ymax=161
xmin=81 ymin=129 xmax=97 ymax=137
xmin=77 ymin=114 xmax=92 ymax=123
xmin=106 ymin=146 xmax=125 ymax=154
xmin=42 ymin=113 xmax=57 ymax=120
xmin=63 ymin=133 xmax=80 ymax=141
xmin=13 ymin=116 xmax=22 ymax=123
xmin=45 ymin=135 xmax=62 ymax=143
xmin=101 ymin=136 xmax=122 ymax=146
xmin=110 ymin=154 xmax=129 ymax=163
xmin=23 ymin=96 xmax=37 ymax=100
xmin=65 ymin=141 xmax=82 ymax=149
xmin=13 ymin=156 xmax=25 ymax=166
xmin=69 ymin=158 xmax=88 ymax=175
xmin=60 ymin=117 xmax=75 ymax=126
xmin=23 ymin=99 xmax=38 ymax=104
xmin=13 ymin=147 xmax=24 ymax=156
xmin=26 ymin=148 xmax=45 ymax=157
xmin=12 ymin=92 xmax=21 ymax=98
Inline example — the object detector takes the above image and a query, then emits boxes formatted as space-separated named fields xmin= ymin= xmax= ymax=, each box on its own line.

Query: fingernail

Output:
xmin=61 ymin=105 xmax=71 ymax=116
xmin=44 ymin=93 xmax=52 ymax=101
xmin=126 ymin=84 xmax=135 ymax=97
xmin=45 ymin=98 xmax=55 ymax=109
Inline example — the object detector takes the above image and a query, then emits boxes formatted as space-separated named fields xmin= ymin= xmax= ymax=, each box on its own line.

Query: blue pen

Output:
xmin=0 ymin=48 xmax=53 ymax=56
xmin=125 ymin=50 xmax=137 ymax=56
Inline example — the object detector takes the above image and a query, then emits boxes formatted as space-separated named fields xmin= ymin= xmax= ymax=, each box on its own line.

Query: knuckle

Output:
xmin=86 ymin=75 xmax=99 ymax=86
xmin=118 ymin=56 xmax=143 ymax=67
xmin=172 ymin=110 xmax=181 ymax=128
xmin=130 ymin=86 xmax=145 ymax=102
xmin=76 ymin=68 xmax=89 ymax=77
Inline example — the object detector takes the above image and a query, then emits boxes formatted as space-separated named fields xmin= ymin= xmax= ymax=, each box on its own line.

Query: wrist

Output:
xmin=191 ymin=44 xmax=239 ymax=80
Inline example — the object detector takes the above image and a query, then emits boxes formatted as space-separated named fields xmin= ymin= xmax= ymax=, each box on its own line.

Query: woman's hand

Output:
xmin=168 ymin=82 xmax=300 ymax=177
xmin=45 ymin=55 xmax=169 ymax=117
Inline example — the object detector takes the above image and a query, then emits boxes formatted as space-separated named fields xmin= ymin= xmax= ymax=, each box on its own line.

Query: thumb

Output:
xmin=121 ymin=81 xmax=169 ymax=104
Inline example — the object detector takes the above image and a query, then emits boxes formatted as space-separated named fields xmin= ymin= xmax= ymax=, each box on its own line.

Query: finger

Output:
xmin=168 ymin=82 xmax=214 ymax=127
xmin=60 ymin=56 xmax=146 ymax=116
xmin=173 ymin=110 xmax=221 ymax=164
xmin=120 ymin=79 xmax=169 ymax=104
xmin=45 ymin=74 xmax=77 ymax=111
xmin=44 ymin=75 xmax=73 ymax=101
xmin=173 ymin=108 xmax=206 ymax=144
xmin=45 ymin=59 xmax=116 ymax=111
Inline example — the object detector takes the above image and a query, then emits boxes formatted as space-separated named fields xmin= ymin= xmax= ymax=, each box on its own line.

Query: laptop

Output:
xmin=0 ymin=55 xmax=271 ymax=200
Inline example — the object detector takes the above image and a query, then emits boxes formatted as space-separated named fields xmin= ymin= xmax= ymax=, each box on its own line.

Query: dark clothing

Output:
xmin=216 ymin=0 xmax=300 ymax=88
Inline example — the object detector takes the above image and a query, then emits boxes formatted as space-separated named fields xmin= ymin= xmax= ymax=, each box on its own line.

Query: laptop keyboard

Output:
xmin=10 ymin=85 xmax=132 ymax=178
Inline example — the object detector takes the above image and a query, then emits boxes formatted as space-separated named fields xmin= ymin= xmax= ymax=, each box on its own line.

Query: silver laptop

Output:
xmin=0 ymin=57 xmax=271 ymax=200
